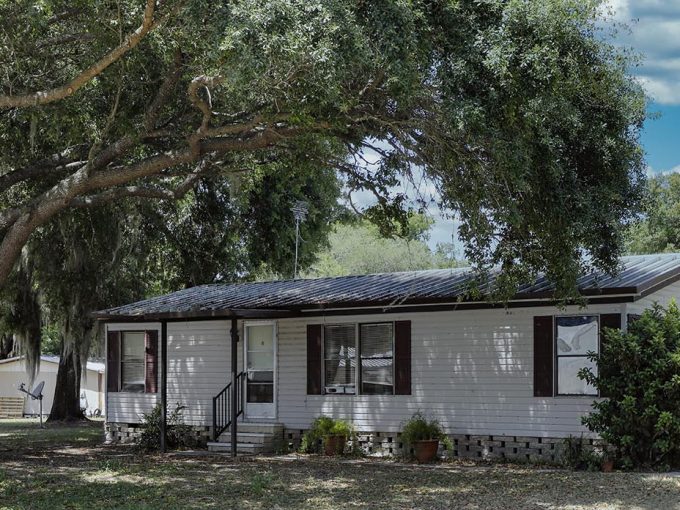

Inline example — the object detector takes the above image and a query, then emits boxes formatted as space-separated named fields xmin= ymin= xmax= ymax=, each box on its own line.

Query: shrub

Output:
xmin=561 ymin=435 xmax=603 ymax=471
xmin=137 ymin=402 xmax=196 ymax=451
xmin=400 ymin=412 xmax=452 ymax=456
xmin=580 ymin=302 xmax=680 ymax=469
xmin=299 ymin=416 xmax=353 ymax=454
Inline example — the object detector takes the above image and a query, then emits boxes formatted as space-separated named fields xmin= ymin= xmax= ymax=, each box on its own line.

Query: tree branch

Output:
xmin=0 ymin=0 xmax=168 ymax=110
xmin=0 ymin=146 xmax=88 ymax=193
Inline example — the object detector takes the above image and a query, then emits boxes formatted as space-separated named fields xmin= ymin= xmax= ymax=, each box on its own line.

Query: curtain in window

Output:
xmin=324 ymin=324 xmax=356 ymax=390
xmin=360 ymin=323 xmax=393 ymax=395
xmin=556 ymin=316 xmax=598 ymax=395
xmin=121 ymin=332 xmax=145 ymax=392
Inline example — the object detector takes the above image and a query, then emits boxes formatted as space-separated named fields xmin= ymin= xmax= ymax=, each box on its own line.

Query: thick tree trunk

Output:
xmin=49 ymin=347 xmax=84 ymax=421
xmin=0 ymin=334 xmax=14 ymax=359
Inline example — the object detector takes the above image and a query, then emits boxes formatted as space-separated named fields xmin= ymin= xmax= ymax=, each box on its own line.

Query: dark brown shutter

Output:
xmin=533 ymin=316 xmax=554 ymax=397
xmin=145 ymin=330 xmax=159 ymax=393
xmin=599 ymin=314 xmax=621 ymax=398
xmin=307 ymin=324 xmax=322 ymax=395
xmin=106 ymin=330 xmax=120 ymax=393
xmin=394 ymin=320 xmax=412 ymax=395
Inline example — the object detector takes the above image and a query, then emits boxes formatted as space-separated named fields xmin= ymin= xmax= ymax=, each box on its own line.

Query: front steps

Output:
xmin=207 ymin=422 xmax=284 ymax=455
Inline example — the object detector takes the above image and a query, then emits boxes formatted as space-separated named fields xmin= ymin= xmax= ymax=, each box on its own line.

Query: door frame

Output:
xmin=243 ymin=320 xmax=278 ymax=420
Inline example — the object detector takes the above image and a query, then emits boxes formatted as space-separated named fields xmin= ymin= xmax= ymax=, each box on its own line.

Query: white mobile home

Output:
xmin=95 ymin=253 xmax=680 ymax=460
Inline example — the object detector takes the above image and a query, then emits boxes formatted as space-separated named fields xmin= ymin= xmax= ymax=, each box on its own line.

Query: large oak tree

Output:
xmin=0 ymin=0 xmax=646 ymax=300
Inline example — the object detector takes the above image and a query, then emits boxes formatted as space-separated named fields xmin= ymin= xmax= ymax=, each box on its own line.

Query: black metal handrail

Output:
xmin=212 ymin=371 xmax=246 ymax=441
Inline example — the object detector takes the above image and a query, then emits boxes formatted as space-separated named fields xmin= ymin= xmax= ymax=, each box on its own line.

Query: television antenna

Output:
xmin=18 ymin=381 xmax=45 ymax=428
xmin=291 ymin=200 xmax=308 ymax=279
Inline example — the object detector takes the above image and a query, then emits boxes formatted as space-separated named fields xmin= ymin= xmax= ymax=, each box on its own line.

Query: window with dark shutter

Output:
xmin=533 ymin=316 xmax=554 ymax=397
xmin=121 ymin=332 xmax=145 ymax=393
xmin=599 ymin=314 xmax=621 ymax=398
xmin=394 ymin=320 xmax=411 ymax=395
xmin=145 ymin=330 xmax=158 ymax=393
xmin=107 ymin=331 xmax=120 ymax=392
xmin=306 ymin=324 xmax=322 ymax=395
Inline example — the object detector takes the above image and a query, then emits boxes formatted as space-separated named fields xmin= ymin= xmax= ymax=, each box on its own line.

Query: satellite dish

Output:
xmin=31 ymin=381 xmax=44 ymax=400
xmin=17 ymin=380 xmax=46 ymax=428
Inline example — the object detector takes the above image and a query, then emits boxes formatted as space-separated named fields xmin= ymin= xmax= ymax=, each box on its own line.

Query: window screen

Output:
xmin=121 ymin=332 xmax=145 ymax=392
xmin=555 ymin=316 xmax=598 ymax=396
xmin=360 ymin=323 xmax=394 ymax=395
xmin=324 ymin=324 xmax=356 ymax=392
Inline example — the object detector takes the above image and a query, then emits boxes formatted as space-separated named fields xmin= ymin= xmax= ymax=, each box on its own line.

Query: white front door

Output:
xmin=244 ymin=322 xmax=277 ymax=419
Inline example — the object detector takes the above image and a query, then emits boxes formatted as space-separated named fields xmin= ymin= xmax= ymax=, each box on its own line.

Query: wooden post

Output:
xmin=160 ymin=321 xmax=168 ymax=453
xmin=230 ymin=318 xmax=239 ymax=457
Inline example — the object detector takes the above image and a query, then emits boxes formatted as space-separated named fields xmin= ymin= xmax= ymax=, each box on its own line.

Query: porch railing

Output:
xmin=212 ymin=371 xmax=246 ymax=441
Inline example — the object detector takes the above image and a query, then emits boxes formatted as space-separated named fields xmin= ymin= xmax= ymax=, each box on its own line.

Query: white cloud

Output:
xmin=606 ymin=0 xmax=680 ymax=104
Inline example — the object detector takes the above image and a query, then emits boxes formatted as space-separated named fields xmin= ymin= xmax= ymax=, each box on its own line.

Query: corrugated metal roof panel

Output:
xmin=94 ymin=253 xmax=680 ymax=319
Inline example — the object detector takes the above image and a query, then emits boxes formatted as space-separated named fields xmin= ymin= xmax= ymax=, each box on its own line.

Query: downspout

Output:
xmin=160 ymin=321 xmax=168 ymax=453
xmin=230 ymin=318 xmax=239 ymax=457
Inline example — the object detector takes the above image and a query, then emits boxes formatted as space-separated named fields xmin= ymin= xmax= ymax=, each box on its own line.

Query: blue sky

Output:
xmin=611 ymin=0 xmax=680 ymax=174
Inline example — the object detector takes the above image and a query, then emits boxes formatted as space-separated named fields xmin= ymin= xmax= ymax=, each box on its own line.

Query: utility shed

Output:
xmin=0 ymin=355 xmax=105 ymax=416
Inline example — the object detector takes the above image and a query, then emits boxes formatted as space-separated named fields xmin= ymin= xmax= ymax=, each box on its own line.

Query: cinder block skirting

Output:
xmin=284 ymin=428 xmax=601 ymax=463
xmin=105 ymin=422 xmax=212 ymax=445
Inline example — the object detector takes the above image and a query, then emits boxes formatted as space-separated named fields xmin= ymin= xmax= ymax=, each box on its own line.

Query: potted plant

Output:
xmin=401 ymin=412 xmax=452 ymax=463
xmin=601 ymin=449 xmax=615 ymax=473
xmin=300 ymin=416 xmax=353 ymax=456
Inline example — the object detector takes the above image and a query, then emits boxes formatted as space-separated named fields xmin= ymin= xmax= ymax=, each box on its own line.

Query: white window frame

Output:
xmin=554 ymin=315 xmax=600 ymax=397
xmin=120 ymin=330 xmax=147 ymax=393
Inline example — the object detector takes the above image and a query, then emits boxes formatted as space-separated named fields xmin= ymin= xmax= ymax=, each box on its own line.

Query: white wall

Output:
xmin=627 ymin=280 xmax=680 ymax=316
xmin=276 ymin=303 xmax=628 ymax=438
xmin=0 ymin=359 xmax=103 ymax=416
xmin=106 ymin=302 xmax=643 ymax=439
xmin=106 ymin=321 xmax=238 ymax=426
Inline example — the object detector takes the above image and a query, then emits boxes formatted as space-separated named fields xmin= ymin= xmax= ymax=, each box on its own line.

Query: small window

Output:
xmin=360 ymin=323 xmax=394 ymax=395
xmin=324 ymin=324 xmax=356 ymax=393
xmin=121 ymin=332 xmax=146 ymax=393
xmin=555 ymin=316 xmax=598 ymax=396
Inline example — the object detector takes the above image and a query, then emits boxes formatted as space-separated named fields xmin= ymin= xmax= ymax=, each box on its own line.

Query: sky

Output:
xmin=611 ymin=0 xmax=680 ymax=174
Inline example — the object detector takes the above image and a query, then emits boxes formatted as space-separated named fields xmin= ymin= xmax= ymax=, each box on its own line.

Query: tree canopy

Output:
xmin=626 ymin=173 xmax=680 ymax=255
xmin=0 ymin=0 xmax=646 ymax=301
xmin=308 ymin=215 xmax=460 ymax=277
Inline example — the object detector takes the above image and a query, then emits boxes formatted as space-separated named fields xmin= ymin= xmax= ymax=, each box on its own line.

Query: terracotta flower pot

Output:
xmin=413 ymin=439 xmax=439 ymax=463
xmin=602 ymin=459 xmax=614 ymax=473
xmin=324 ymin=434 xmax=347 ymax=456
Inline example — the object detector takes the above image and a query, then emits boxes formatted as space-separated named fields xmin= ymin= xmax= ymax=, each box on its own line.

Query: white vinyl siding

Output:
xmin=106 ymin=300 xmax=664 ymax=438
xmin=276 ymin=304 xmax=627 ymax=438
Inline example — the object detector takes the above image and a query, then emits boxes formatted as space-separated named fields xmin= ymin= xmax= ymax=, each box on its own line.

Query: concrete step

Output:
xmin=217 ymin=432 xmax=273 ymax=445
xmin=207 ymin=442 xmax=263 ymax=454
xmin=234 ymin=422 xmax=284 ymax=434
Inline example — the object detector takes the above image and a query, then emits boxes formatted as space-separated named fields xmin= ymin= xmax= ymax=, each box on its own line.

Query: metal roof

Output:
xmin=94 ymin=253 xmax=680 ymax=320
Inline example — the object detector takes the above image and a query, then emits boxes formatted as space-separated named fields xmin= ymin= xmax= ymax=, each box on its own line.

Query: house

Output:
xmin=94 ymin=253 xmax=680 ymax=460
xmin=0 ymin=355 xmax=105 ymax=417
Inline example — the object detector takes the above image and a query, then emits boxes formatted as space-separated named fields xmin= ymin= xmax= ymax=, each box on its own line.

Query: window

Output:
xmin=121 ymin=332 xmax=145 ymax=393
xmin=322 ymin=322 xmax=395 ymax=395
xmin=324 ymin=324 xmax=356 ymax=393
xmin=555 ymin=316 xmax=598 ymax=396
xmin=360 ymin=323 xmax=394 ymax=395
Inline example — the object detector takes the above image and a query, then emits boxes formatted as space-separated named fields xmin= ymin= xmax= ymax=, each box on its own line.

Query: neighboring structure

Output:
xmin=94 ymin=253 xmax=680 ymax=460
xmin=0 ymin=355 xmax=105 ymax=416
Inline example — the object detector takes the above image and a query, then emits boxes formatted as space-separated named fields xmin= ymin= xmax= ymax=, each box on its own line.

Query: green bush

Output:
xmin=561 ymin=435 xmax=603 ymax=471
xmin=400 ymin=412 xmax=452 ymax=456
xmin=299 ymin=416 xmax=353 ymax=454
xmin=580 ymin=302 xmax=680 ymax=469
xmin=137 ymin=402 xmax=196 ymax=451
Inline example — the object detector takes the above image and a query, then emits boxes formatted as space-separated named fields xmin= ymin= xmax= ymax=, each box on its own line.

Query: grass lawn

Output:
xmin=0 ymin=419 xmax=679 ymax=509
